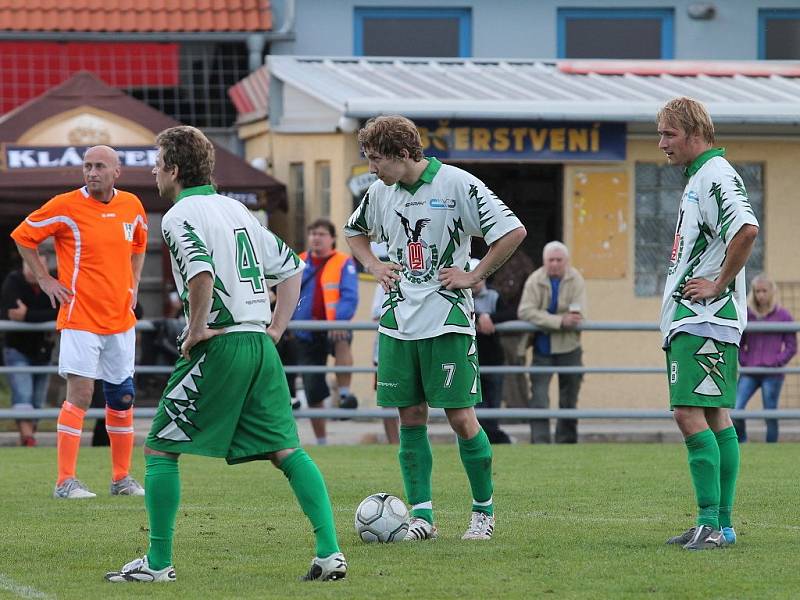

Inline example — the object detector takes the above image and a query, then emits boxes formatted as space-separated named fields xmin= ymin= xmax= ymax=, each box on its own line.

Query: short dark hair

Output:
xmin=155 ymin=126 xmax=215 ymax=188
xmin=358 ymin=115 xmax=424 ymax=161
xmin=307 ymin=218 xmax=336 ymax=238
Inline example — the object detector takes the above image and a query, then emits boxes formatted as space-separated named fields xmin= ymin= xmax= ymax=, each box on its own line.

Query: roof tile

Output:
xmin=0 ymin=0 xmax=272 ymax=32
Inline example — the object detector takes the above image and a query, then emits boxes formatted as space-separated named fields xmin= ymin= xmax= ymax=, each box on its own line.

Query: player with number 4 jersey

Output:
xmin=345 ymin=115 xmax=526 ymax=542
xmin=106 ymin=126 xmax=346 ymax=584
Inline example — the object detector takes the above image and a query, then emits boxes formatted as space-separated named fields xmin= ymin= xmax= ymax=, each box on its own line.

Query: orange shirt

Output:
xmin=11 ymin=187 xmax=148 ymax=334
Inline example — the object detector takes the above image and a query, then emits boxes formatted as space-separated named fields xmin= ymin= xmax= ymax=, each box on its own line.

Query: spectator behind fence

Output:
xmin=11 ymin=145 xmax=147 ymax=499
xmin=518 ymin=241 xmax=586 ymax=444
xmin=292 ymin=218 xmax=360 ymax=445
xmin=733 ymin=274 xmax=797 ymax=443
xmin=1 ymin=254 xmax=58 ymax=447
xmin=489 ymin=249 xmax=535 ymax=412
xmin=470 ymin=258 xmax=515 ymax=444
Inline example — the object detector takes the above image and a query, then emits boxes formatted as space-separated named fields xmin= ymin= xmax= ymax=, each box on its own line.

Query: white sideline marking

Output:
xmin=0 ymin=574 xmax=54 ymax=599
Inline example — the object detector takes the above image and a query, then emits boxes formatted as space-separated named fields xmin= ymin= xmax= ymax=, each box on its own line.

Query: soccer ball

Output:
xmin=354 ymin=493 xmax=410 ymax=543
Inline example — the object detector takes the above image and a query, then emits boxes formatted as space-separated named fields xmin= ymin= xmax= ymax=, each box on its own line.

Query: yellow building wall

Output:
xmin=564 ymin=137 xmax=800 ymax=410
xmin=240 ymin=123 xmax=800 ymax=410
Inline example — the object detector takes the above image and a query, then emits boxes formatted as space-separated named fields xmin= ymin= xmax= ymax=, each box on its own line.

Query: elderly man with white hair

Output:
xmin=518 ymin=241 xmax=587 ymax=444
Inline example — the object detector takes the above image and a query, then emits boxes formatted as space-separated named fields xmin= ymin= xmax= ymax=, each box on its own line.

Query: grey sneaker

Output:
xmin=111 ymin=475 xmax=145 ymax=496
xmin=105 ymin=555 xmax=176 ymax=583
xmin=683 ymin=525 xmax=725 ymax=550
xmin=403 ymin=517 xmax=438 ymax=541
xmin=666 ymin=526 xmax=696 ymax=545
xmin=53 ymin=478 xmax=96 ymax=499
xmin=300 ymin=552 xmax=347 ymax=581
xmin=461 ymin=511 xmax=495 ymax=540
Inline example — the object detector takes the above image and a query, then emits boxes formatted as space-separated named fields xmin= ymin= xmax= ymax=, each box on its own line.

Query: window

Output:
xmin=557 ymin=9 xmax=674 ymax=59
xmin=634 ymin=162 xmax=763 ymax=297
xmin=289 ymin=163 xmax=305 ymax=247
xmin=316 ymin=161 xmax=331 ymax=218
xmin=354 ymin=8 xmax=471 ymax=57
xmin=759 ymin=10 xmax=800 ymax=59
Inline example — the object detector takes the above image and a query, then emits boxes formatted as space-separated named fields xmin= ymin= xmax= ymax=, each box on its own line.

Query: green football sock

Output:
xmin=280 ymin=449 xmax=339 ymax=558
xmin=144 ymin=454 xmax=180 ymax=571
xmin=458 ymin=428 xmax=494 ymax=516
xmin=685 ymin=429 xmax=720 ymax=530
xmin=399 ymin=425 xmax=434 ymax=525
xmin=714 ymin=426 xmax=740 ymax=529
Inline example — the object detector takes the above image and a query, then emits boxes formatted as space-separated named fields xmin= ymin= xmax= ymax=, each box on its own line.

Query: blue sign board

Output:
xmin=415 ymin=120 xmax=626 ymax=161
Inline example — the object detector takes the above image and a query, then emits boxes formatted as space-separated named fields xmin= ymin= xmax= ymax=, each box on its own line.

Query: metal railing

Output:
xmin=1 ymin=319 xmax=799 ymax=421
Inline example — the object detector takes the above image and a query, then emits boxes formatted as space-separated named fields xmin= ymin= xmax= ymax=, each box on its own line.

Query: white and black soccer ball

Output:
xmin=354 ymin=493 xmax=410 ymax=543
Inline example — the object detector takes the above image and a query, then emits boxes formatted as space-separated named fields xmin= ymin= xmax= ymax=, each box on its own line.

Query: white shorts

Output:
xmin=58 ymin=327 xmax=136 ymax=384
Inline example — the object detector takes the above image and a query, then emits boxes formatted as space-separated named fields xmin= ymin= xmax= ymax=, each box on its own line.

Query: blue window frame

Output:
xmin=557 ymin=8 xmax=674 ymax=59
xmin=354 ymin=7 xmax=471 ymax=57
xmin=759 ymin=9 xmax=800 ymax=59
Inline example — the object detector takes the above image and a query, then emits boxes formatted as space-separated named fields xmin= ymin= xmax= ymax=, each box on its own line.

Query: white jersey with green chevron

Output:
xmin=162 ymin=186 xmax=304 ymax=333
xmin=344 ymin=158 xmax=522 ymax=340
xmin=659 ymin=150 xmax=759 ymax=347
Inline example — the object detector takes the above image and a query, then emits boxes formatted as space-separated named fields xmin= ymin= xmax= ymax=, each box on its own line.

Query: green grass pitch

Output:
xmin=1 ymin=443 xmax=798 ymax=599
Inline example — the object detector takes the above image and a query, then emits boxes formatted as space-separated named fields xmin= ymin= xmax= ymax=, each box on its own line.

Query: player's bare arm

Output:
xmin=682 ymin=224 xmax=759 ymax=303
xmin=346 ymin=233 xmax=402 ymax=292
xmin=267 ymin=271 xmax=301 ymax=343
xmin=130 ymin=252 xmax=145 ymax=310
xmin=15 ymin=242 xmax=73 ymax=308
xmin=180 ymin=271 xmax=223 ymax=359
xmin=439 ymin=225 xmax=526 ymax=291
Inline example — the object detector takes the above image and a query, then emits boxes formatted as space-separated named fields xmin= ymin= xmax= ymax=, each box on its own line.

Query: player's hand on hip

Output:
xmin=438 ymin=267 xmax=477 ymax=290
xmin=370 ymin=261 xmax=402 ymax=292
xmin=38 ymin=275 xmax=72 ymax=308
xmin=180 ymin=327 xmax=224 ymax=360
xmin=682 ymin=277 xmax=720 ymax=303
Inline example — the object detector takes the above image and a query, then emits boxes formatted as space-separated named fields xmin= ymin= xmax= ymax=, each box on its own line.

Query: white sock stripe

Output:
xmin=56 ymin=424 xmax=82 ymax=436
xmin=105 ymin=426 xmax=134 ymax=434
xmin=473 ymin=497 xmax=493 ymax=507
xmin=412 ymin=501 xmax=433 ymax=511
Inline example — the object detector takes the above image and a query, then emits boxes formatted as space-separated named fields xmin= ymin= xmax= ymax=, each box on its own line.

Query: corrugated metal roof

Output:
xmin=266 ymin=56 xmax=800 ymax=125
xmin=0 ymin=0 xmax=272 ymax=33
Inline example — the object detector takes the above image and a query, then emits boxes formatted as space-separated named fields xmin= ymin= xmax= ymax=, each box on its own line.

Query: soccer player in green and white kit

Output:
xmin=657 ymin=98 xmax=759 ymax=550
xmin=345 ymin=116 xmax=526 ymax=541
xmin=105 ymin=126 xmax=346 ymax=582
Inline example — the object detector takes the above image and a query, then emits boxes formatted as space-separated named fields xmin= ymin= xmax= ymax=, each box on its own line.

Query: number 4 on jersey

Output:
xmin=235 ymin=228 xmax=265 ymax=293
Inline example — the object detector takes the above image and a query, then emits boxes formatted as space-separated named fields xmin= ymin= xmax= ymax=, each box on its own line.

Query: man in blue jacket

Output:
xmin=293 ymin=218 xmax=359 ymax=445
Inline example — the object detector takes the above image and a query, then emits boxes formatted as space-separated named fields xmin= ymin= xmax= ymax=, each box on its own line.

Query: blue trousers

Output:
xmin=733 ymin=374 xmax=784 ymax=443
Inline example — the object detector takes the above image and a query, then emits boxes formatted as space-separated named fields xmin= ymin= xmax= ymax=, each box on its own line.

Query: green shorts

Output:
xmin=664 ymin=333 xmax=738 ymax=409
xmin=376 ymin=333 xmax=481 ymax=408
xmin=146 ymin=332 xmax=299 ymax=464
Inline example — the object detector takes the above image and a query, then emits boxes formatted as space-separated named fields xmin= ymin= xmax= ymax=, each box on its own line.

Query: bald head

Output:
xmin=83 ymin=145 xmax=121 ymax=203
xmin=84 ymin=145 xmax=120 ymax=167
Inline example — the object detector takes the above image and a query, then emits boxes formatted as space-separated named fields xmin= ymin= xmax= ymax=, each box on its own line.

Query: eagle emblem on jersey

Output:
xmin=394 ymin=211 xmax=438 ymax=283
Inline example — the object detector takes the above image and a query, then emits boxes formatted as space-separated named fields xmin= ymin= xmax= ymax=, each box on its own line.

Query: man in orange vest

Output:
xmin=293 ymin=218 xmax=360 ymax=445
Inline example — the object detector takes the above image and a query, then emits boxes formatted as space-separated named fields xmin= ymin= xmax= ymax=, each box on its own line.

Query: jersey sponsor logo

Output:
xmin=429 ymin=198 xmax=456 ymax=209
xmin=685 ymin=190 xmax=699 ymax=204
xmin=122 ymin=222 xmax=135 ymax=241
xmin=669 ymin=234 xmax=681 ymax=262
xmin=101 ymin=212 xmax=117 ymax=218
xmin=405 ymin=200 xmax=425 ymax=207
xmin=377 ymin=380 xmax=399 ymax=388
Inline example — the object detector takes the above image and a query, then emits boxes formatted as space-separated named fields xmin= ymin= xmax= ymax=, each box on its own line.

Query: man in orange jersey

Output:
xmin=11 ymin=145 xmax=148 ymax=499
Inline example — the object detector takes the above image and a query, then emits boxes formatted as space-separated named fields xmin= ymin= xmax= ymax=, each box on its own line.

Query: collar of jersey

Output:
xmin=396 ymin=157 xmax=442 ymax=195
xmin=684 ymin=147 xmax=725 ymax=178
xmin=175 ymin=184 xmax=216 ymax=203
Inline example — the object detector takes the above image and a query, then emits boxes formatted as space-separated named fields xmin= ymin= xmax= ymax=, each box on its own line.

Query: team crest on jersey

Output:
xmin=394 ymin=211 xmax=438 ymax=283
xmin=122 ymin=222 xmax=135 ymax=241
